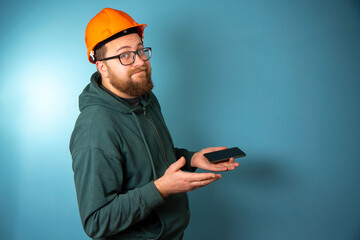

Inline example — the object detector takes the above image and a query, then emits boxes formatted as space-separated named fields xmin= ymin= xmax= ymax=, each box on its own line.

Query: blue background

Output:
xmin=1 ymin=0 xmax=359 ymax=239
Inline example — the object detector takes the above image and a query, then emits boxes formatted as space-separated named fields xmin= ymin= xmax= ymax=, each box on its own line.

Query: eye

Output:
xmin=120 ymin=52 xmax=131 ymax=60
xmin=137 ymin=49 xmax=146 ymax=56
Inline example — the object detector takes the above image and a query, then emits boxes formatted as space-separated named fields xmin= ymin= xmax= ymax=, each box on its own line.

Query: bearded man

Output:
xmin=70 ymin=8 xmax=238 ymax=240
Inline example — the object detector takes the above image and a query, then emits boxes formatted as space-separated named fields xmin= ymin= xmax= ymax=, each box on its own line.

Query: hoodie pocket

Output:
xmin=135 ymin=212 xmax=163 ymax=239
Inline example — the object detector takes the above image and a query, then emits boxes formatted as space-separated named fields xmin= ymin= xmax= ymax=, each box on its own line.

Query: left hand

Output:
xmin=190 ymin=147 xmax=240 ymax=172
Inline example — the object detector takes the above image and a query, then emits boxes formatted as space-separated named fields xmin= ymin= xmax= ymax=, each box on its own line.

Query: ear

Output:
xmin=96 ymin=61 xmax=109 ymax=78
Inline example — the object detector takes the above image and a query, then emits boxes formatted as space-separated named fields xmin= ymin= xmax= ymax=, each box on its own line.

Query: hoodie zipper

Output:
xmin=143 ymin=107 xmax=170 ymax=166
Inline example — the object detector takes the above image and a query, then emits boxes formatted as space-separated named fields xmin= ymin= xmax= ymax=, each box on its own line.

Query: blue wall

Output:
xmin=1 ymin=0 xmax=359 ymax=239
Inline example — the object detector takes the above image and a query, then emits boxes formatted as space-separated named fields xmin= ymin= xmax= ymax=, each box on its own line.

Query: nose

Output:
xmin=132 ymin=53 xmax=146 ymax=67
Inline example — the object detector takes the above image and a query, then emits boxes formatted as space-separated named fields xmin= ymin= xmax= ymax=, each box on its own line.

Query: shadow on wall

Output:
xmin=188 ymin=156 xmax=295 ymax=240
xmin=236 ymin=157 xmax=292 ymax=186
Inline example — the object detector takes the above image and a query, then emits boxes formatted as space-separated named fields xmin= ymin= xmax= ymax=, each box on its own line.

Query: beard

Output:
xmin=108 ymin=65 xmax=153 ymax=98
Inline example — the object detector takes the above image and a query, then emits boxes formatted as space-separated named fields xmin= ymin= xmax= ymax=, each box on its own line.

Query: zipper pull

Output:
xmin=143 ymin=107 xmax=146 ymax=116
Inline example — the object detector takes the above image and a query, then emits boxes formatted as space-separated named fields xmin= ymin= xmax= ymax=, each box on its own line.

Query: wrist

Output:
xmin=154 ymin=178 xmax=169 ymax=198
xmin=190 ymin=152 xmax=200 ymax=168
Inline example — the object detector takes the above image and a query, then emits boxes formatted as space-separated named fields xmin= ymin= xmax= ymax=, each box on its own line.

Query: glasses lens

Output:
xmin=119 ymin=52 xmax=135 ymax=65
xmin=139 ymin=48 xmax=151 ymax=61
xmin=119 ymin=48 xmax=152 ymax=66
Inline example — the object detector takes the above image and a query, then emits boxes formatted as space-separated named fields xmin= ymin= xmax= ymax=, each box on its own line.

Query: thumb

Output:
xmin=169 ymin=156 xmax=186 ymax=172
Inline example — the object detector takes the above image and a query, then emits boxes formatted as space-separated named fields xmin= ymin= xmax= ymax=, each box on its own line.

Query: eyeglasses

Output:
xmin=99 ymin=47 xmax=152 ymax=66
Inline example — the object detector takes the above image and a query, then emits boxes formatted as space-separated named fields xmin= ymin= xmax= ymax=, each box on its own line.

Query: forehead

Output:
xmin=105 ymin=33 xmax=143 ymax=53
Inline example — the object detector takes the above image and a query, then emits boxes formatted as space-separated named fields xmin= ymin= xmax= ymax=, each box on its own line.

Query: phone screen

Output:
xmin=204 ymin=147 xmax=246 ymax=163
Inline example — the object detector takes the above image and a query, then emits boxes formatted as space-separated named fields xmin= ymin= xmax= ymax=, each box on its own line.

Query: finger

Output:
xmin=191 ymin=174 xmax=222 ymax=188
xmin=216 ymin=164 xmax=239 ymax=171
xmin=199 ymin=159 xmax=229 ymax=171
xmin=203 ymin=163 xmax=229 ymax=172
xmin=185 ymin=172 xmax=218 ymax=182
xmin=216 ymin=158 xmax=239 ymax=170
xmin=219 ymin=158 xmax=237 ymax=166
xmin=169 ymin=157 xmax=186 ymax=172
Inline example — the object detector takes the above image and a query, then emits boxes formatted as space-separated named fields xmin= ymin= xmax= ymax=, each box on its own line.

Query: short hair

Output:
xmin=94 ymin=44 xmax=107 ymax=62
xmin=93 ymin=27 xmax=140 ymax=62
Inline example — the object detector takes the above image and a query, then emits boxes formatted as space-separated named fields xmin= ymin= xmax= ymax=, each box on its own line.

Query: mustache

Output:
xmin=129 ymin=66 xmax=149 ymax=75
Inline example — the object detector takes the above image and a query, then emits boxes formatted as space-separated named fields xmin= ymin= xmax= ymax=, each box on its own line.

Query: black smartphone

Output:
xmin=204 ymin=147 xmax=246 ymax=163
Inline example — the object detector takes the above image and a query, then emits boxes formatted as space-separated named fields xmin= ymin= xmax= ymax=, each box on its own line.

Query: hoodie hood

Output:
xmin=79 ymin=72 xmax=153 ymax=114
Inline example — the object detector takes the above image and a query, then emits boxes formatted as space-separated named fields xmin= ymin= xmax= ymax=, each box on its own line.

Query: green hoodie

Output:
xmin=70 ymin=72 xmax=195 ymax=240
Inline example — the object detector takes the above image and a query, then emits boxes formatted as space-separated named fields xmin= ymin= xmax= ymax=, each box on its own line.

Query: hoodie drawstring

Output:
xmin=132 ymin=111 xmax=158 ymax=180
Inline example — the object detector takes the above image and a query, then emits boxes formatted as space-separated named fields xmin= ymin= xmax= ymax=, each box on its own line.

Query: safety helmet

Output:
xmin=85 ymin=8 xmax=147 ymax=63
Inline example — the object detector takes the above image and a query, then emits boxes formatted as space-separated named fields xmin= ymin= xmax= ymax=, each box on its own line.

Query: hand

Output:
xmin=190 ymin=147 xmax=240 ymax=172
xmin=154 ymin=157 xmax=222 ymax=198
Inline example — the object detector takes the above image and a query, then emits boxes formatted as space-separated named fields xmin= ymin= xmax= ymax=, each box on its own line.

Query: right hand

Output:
xmin=154 ymin=157 xmax=222 ymax=198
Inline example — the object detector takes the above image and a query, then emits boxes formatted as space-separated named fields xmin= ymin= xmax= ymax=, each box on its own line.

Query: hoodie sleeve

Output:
xmin=72 ymin=147 xmax=165 ymax=238
xmin=175 ymin=148 xmax=196 ymax=172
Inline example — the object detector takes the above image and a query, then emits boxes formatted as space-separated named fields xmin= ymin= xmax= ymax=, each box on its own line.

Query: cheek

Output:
xmin=145 ymin=62 xmax=152 ymax=73
xmin=109 ymin=65 xmax=128 ymax=79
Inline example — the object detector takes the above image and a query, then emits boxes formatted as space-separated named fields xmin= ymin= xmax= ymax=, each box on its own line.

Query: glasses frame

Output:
xmin=99 ymin=47 xmax=152 ymax=66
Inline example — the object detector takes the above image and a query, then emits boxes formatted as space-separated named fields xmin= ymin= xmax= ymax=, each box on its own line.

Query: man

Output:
xmin=70 ymin=8 xmax=239 ymax=240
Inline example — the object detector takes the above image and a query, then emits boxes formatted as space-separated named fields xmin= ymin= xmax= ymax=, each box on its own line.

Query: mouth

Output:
xmin=132 ymin=70 xmax=146 ymax=76
xmin=130 ymin=67 xmax=147 ymax=77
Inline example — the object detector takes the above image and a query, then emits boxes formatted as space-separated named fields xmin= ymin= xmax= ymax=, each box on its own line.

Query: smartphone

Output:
xmin=204 ymin=147 xmax=246 ymax=163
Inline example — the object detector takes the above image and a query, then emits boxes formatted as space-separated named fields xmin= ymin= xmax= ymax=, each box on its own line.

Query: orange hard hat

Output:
xmin=85 ymin=8 xmax=147 ymax=63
